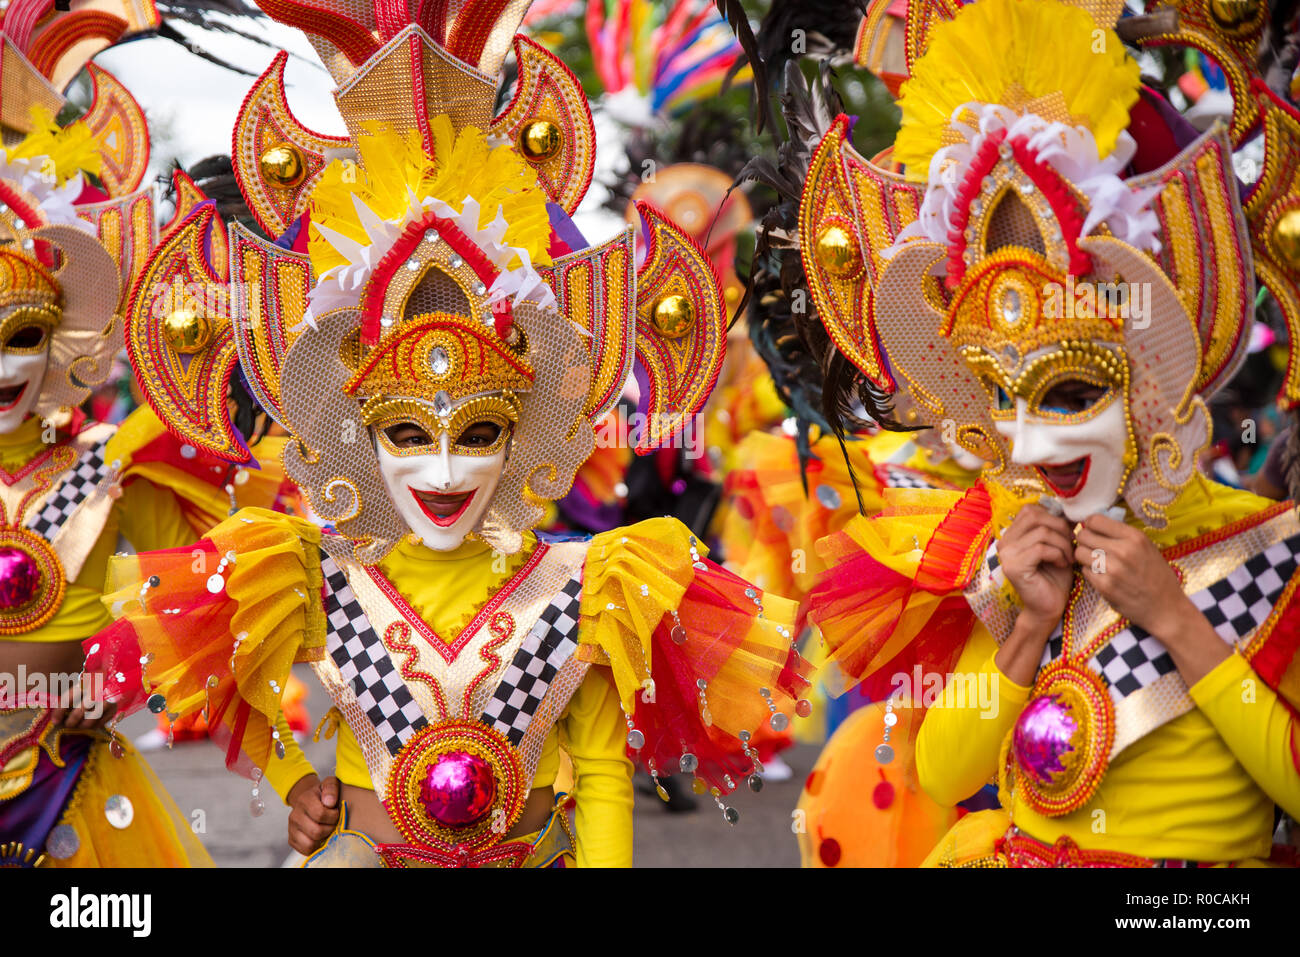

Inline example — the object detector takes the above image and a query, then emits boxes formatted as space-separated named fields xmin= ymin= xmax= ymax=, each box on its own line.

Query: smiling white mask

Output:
xmin=373 ymin=424 xmax=508 ymax=551
xmin=0 ymin=311 xmax=51 ymax=433
xmin=996 ymin=395 xmax=1131 ymax=521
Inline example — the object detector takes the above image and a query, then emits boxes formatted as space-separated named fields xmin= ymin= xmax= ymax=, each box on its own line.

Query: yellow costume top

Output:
xmin=269 ymin=533 xmax=635 ymax=867
xmin=811 ymin=477 xmax=1300 ymax=865
xmin=100 ymin=509 xmax=804 ymax=868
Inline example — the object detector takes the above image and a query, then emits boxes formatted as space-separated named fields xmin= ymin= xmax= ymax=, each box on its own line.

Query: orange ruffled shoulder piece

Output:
xmin=105 ymin=406 xmax=299 ymax=537
xmin=87 ymin=507 xmax=326 ymax=778
xmin=808 ymin=484 xmax=993 ymax=702
xmin=576 ymin=517 xmax=811 ymax=795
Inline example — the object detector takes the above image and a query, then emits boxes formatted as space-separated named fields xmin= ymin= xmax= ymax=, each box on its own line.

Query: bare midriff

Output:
xmin=339 ymin=782 xmax=557 ymax=843
xmin=0 ymin=638 xmax=88 ymax=699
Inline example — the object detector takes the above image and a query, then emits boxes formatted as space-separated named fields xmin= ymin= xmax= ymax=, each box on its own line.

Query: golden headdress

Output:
xmin=0 ymin=0 xmax=162 ymax=419
xmin=801 ymin=0 xmax=1297 ymax=525
xmin=126 ymin=0 xmax=732 ymax=559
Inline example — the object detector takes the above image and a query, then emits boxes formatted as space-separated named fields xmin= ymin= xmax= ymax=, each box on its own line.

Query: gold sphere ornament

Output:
xmin=815 ymin=225 xmax=862 ymax=278
xmin=518 ymin=120 xmax=562 ymax=162
xmin=259 ymin=142 xmax=307 ymax=189
xmin=1273 ymin=208 xmax=1300 ymax=269
xmin=162 ymin=308 xmax=212 ymax=355
xmin=651 ymin=294 xmax=695 ymax=338
xmin=1208 ymin=0 xmax=1263 ymax=33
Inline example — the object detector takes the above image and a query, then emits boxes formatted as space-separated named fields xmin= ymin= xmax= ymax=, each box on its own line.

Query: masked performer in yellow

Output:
xmin=90 ymin=0 xmax=809 ymax=868
xmin=802 ymin=0 xmax=1300 ymax=867
xmin=0 ymin=1 xmax=297 ymax=867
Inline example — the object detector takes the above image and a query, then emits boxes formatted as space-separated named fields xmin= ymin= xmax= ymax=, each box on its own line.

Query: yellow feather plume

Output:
xmin=4 ymin=106 xmax=104 ymax=184
xmin=893 ymin=0 xmax=1140 ymax=182
xmin=309 ymin=116 xmax=553 ymax=275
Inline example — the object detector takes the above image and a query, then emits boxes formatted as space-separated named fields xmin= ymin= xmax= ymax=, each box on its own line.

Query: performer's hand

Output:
xmin=287 ymin=774 xmax=340 ymax=856
xmin=47 ymin=690 xmax=117 ymax=730
xmin=1074 ymin=513 xmax=1185 ymax=634
xmin=998 ymin=503 xmax=1074 ymax=633
xmin=1075 ymin=513 xmax=1229 ymax=684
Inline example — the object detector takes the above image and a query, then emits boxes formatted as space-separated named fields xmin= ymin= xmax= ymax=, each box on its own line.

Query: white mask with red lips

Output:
xmin=374 ymin=429 xmax=507 ymax=551
xmin=0 ymin=314 xmax=50 ymax=432
xmin=996 ymin=395 xmax=1130 ymax=522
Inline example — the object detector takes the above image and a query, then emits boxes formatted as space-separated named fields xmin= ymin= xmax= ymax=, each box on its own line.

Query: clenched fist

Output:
xmin=287 ymin=774 xmax=341 ymax=856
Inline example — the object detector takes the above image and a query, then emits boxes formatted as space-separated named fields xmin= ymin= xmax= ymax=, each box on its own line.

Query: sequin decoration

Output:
xmin=45 ymin=825 xmax=80 ymax=860
xmin=104 ymin=795 xmax=135 ymax=829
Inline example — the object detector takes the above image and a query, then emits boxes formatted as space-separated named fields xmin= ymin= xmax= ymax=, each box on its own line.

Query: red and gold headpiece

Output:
xmin=125 ymin=0 xmax=732 ymax=559
xmin=797 ymin=0 xmax=1299 ymax=524
xmin=0 ymin=0 xmax=161 ymax=420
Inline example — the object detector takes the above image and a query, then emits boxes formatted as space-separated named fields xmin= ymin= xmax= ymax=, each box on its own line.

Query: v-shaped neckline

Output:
xmin=0 ymin=444 xmax=59 ymax=487
xmin=363 ymin=542 xmax=551 ymax=664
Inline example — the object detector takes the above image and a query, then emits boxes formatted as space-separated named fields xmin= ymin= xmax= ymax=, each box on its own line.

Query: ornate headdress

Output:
xmin=800 ymin=0 xmax=1300 ymax=526
xmin=0 ymin=0 xmax=165 ymax=418
xmin=127 ymin=0 xmax=731 ymax=559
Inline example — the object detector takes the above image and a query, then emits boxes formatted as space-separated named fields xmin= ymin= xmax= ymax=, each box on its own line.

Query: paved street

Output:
xmin=123 ymin=666 xmax=812 ymax=868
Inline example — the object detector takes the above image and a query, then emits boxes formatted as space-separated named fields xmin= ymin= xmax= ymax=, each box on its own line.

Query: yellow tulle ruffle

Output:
xmin=576 ymin=517 xmax=801 ymax=736
xmin=716 ymin=430 xmax=913 ymax=607
xmin=102 ymin=509 xmax=326 ymax=774
xmin=42 ymin=737 xmax=214 ymax=867
xmin=894 ymin=0 xmax=1140 ymax=180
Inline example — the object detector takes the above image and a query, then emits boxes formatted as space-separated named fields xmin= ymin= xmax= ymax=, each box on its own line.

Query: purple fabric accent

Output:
xmin=632 ymin=361 xmax=651 ymax=421
xmin=556 ymin=485 xmax=625 ymax=533
xmin=0 ymin=734 xmax=92 ymax=858
xmin=547 ymin=203 xmax=588 ymax=254
xmin=275 ymin=215 xmax=306 ymax=251
xmin=1141 ymin=87 xmax=1200 ymax=153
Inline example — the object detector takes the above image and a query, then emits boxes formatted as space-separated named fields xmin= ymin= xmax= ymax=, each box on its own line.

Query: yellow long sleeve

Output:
xmin=265 ymin=711 xmax=318 ymax=804
xmin=559 ymin=665 xmax=635 ymax=867
xmin=918 ymin=629 xmax=1294 ymax=860
xmin=116 ymin=475 xmax=199 ymax=553
xmin=914 ymin=623 xmax=1031 ymax=806
xmin=1190 ymin=652 xmax=1300 ymax=820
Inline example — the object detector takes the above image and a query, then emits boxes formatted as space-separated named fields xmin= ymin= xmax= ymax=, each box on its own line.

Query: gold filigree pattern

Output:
xmin=487 ymin=35 xmax=595 ymax=215
xmin=538 ymin=227 xmax=636 ymax=422
xmin=227 ymin=221 xmax=311 ymax=429
xmin=21 ymin=225 xmax=123 ymax=420
xmin=232 ymin=51 xmax=350 ymax=238
xmin=346 ymin=316 xmax=534 ymax=408
xmin=631 ymin=202 xmax=727 ymax=453
xmin=124 ymin=204 xmax=245 ymax=461
xmin=79 ymin=64 xmax=150 ymax=196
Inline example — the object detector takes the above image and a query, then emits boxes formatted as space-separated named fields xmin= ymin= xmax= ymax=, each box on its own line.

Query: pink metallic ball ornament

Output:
xmin=0 ymin=546 xmax=40 ymax=609
xmin=1013 ymin=693 xmax=1077 ymax=786
xmin=418 ymin=750 xmax=497 ymax=827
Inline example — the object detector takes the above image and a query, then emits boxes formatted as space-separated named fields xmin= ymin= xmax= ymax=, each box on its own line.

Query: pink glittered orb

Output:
xmin=418 ymin=751 xmax=496 ymax=827
xmin=0 ymin=547 xmax=40 ymax=609
xmin=1013 ymin=694 xmax=1077 ymax=786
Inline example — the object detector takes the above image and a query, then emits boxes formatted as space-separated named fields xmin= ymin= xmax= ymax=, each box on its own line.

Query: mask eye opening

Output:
xmin=3 ymin=323 xmax=49 ymax=352
xmin=382 ymin=421 xmax=435 ymax=449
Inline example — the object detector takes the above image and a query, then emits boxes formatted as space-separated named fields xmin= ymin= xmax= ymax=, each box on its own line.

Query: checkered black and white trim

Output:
xmin=481 ymin=574 xmax=584 ymax=745
xmin=23 ymin=441 xmax=111 ymax=542
xmin=1064 ymin=531 xmax=1300 ymax=701
xmin=982 ymin=541 xmax=1004 ymax=585
xmin=877 ymin=463 xmax=937 ymax=490
xmin=321 ymin=551 xmax=427 ymax=756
